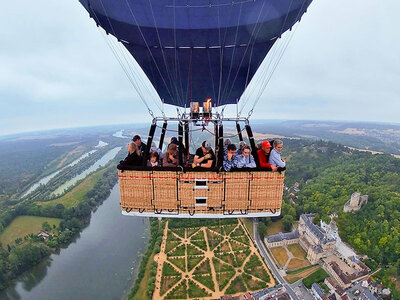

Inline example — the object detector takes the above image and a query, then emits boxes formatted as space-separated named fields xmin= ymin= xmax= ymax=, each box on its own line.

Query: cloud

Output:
xmin=0 ymin=0 xmax=399 ymax=135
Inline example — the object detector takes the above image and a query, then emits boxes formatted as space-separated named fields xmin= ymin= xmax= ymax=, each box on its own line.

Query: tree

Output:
xmin=282 ymin=215 xmax=294 ymax=232
xmin=258 ymin=222 xmax=267 ymax=240
xmin=42 ymin=221 xmax=51 ymax=232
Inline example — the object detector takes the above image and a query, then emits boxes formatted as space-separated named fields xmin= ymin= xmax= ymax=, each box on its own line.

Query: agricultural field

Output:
xmin=0 ymin=216 xmax=60 ymax=247
xmin=154 ymin=219 xmax=275 ymax=299
xmin=38 ymin=169 xmax=105 ymax=207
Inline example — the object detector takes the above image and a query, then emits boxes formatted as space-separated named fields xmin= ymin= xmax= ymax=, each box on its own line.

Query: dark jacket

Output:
xmin=117 ymin=152 xmax=143 ymax=170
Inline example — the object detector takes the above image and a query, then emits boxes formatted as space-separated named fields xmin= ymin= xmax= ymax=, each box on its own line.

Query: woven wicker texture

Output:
xmin=224 ymin=172 xmax=251 ymax=211
xmin=178 ymin=172 xmax=223 ymax=209
xmin=118 ymin=170 xmax=284 ymax=216
xmin=153 ymin=171 xmax=178 ymax=210
xmin=118 ymin=170 xmax=152 ymax=209
xmin=250 ymin=171 xmax=285 ymax=211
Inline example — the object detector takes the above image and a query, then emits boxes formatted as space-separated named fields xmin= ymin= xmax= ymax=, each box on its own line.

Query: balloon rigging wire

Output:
xmin=147 ymin=0 xmax=184 ymax=108
xmin=216 ymin=1 xmax=223 ymax=107
xmin=123 ymin=0 xmax=176 ymax=107
xmin=90 ymin=3 xmax=163 ymax=117
xmin=239 ymin=0 xmax=308 ymax=117
xmin=247 ymin=0 xmax=309 ymax=117
xmin=220 ymin=2 xmax=244 ymax=104
xmin=224 ymin=0 xmax=270 ymax=108
xmin=237 ymin=0 xmax=293 ymax=116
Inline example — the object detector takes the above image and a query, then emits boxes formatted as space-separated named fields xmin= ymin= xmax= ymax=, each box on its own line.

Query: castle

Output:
xmin=343 ymin=192 xmax=368 ymax=212
xmin=266 ymin=214 xmax=335 ymax=264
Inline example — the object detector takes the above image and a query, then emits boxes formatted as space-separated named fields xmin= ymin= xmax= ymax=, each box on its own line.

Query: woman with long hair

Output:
xmin=117 ymin=142 xmax=143 ymax=170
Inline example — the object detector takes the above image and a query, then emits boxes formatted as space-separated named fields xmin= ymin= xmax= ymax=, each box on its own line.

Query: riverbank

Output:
xmin=0 ymin=161 xmax=120 ymax=292
xmin=0 ymin=184 xmax=150 ymax=300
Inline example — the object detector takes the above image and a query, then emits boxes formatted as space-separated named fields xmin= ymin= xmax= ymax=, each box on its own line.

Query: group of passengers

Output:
xmin=118 ymin=134 xmax=286 ymax=172
xmin=222 ymin=139 xmax=285 ymax=171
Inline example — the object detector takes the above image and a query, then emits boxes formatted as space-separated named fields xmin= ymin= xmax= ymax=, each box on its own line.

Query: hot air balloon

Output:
xmin=79 ymin=0 xmax=313 ymax=218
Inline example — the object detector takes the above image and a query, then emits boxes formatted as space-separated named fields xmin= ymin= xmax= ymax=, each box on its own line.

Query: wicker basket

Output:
xmin=118 ymin=170 xmax=284 ymax=217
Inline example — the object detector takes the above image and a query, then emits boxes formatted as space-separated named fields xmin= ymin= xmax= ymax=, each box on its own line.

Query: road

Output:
xmin=253 ymin=219 xmax=300 ymax=300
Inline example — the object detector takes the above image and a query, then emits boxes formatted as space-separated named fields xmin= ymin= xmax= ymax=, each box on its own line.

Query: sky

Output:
xmin=0 ymin=0 xmax=399 ymax=136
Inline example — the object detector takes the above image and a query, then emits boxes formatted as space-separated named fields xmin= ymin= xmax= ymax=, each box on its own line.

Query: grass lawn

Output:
xmin=38 ymin=169 xmax=105 ymax=207
xmin=302 ymin=268 xmax=329 ymax=288
xmin=287 ymin=244 xmax=307 ymax=259
xmin=284 ymin=265 xmax=320 ymax=284
xmin=132 ymin=249 xmax=157 ymax=300
xmin=287 ymin=258 xmax=310 ymax=270
xmin=266 ymin=219 xmax=286 ymax=235
xmin=0 ymin=216 xmax=61 ymax=247
xmin=270 ymin=247 xmax=288 ymax=266
xmin=241 ymin=218 xmax=254 ymax=238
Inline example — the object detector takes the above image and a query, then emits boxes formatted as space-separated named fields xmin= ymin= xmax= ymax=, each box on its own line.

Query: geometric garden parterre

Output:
xmin=153 ymin=219 xmax=275 ymax=299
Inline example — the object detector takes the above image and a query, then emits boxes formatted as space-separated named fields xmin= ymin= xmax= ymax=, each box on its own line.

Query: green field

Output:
xmin=266 ymin=219 xmax=286 ymax=235
xmin=39 ymin=169 xmax=106 ymax=207
xmin=241 ymin=218 xmax=254 ymax=238
xmin=0 ymin=216 xmax=61 ymax=247
xmin=302 ymin=268 xmax=329 ymax=288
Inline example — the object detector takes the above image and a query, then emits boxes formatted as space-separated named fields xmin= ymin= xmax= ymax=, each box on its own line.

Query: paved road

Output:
xmin=253 ymin=219 xmax=300 ymax=300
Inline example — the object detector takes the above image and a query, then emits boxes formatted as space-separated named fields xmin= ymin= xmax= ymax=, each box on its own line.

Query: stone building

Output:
xmin=265 ymin=214 xmax=336 ymax=265
xmin=298 ymin=214 xmax=336 ymax=264
xmin=265 ymin=230 xmax=299 ymax=248
xmin=343 ymin=192 xmax=368 ymax=212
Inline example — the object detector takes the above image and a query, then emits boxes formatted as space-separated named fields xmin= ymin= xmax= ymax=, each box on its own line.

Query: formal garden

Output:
xmin=153 ymin=219 xmax=275 ymax=299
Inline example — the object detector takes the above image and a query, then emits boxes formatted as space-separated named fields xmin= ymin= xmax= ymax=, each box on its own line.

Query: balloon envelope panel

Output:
xmin=80 ymin=0 xmax=312 ymax=107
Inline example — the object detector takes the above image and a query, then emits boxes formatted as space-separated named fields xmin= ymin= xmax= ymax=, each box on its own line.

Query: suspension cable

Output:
xmin=247 ymin=0 xmax=308 ymax=118
xmin=223 ymin=0 xmax=268 ymax=105
xmin=239 ymin=0 xmax=307 ymax=117
xmin=123 ymin=0 xmax=176 ymax=105
xmin=90 ymin=3 xmax=159 ymax=117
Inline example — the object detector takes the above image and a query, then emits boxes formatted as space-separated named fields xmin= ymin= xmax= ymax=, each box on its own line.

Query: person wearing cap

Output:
xmin=257 ymin=140 xmax=277 ymax=171
xmin=269 ymin=139 xmax=286 ymax=170
xmin=162 ymin=143 xmax=179 ymax=167
xmin=193 ymin=141 xmax=215 ymax=168
xmin=223 ymin=144 xmax=239 ymax=171
xmin=132 ymin=135 xmax=147 ymax=156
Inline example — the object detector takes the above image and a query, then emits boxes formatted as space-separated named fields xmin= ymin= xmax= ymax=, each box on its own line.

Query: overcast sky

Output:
xmin=0 ymin=0 xmax=399 ymax=136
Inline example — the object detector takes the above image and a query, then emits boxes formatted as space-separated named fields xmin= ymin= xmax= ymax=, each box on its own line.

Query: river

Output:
xmin=52 ymin=147 xmax=122 ymax=196
xmin=1 ymin=185 xmax=149 ymax=300
xmin=22 ymin=149 xmax=98 ymax=198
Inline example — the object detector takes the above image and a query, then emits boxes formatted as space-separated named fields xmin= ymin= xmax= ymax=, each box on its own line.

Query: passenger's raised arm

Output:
xmin=162 ymin=144 xmax=179 ymax=167
xmin=193 ymin=141 xmax=215 ymax=168
xmin=223 ymin=144 xmax=238 ymax=171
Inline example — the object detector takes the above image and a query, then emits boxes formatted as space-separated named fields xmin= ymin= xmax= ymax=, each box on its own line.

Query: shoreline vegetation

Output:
xmin=128 ymin=219 xmax=164 ymax=300
xmin=0 ymin=160 xmax=121 ymax=290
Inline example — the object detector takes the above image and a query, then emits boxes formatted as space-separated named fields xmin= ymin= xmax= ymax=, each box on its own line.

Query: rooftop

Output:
xmin=300 ymin=214 xmax=335 ymax=244
xmin=312 ymin=283 xmax=325 ymax=297
xmin=266 ymin=230 xmax=299 ymax=243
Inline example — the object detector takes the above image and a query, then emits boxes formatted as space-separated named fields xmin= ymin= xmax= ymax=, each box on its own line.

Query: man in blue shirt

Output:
xmin=223 ymin=144 xmax=239 ymax=171
xmin=269 ymin=139 xmax=286 ymax=170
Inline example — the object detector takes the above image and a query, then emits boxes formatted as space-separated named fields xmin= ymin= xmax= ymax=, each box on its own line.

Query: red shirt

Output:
xmin=257 ymin=149 xmax=272 ymax=168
